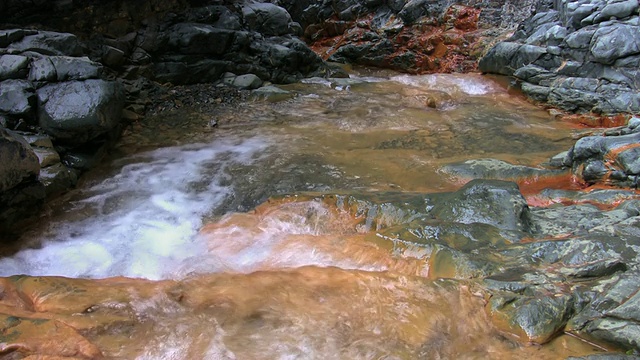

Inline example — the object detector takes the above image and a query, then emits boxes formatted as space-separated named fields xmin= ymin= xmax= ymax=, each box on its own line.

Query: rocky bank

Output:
xmin=480 ymin=0 xmax=640 ymax=115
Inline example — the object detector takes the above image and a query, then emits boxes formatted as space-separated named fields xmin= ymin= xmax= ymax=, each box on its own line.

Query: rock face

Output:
xmin=0 ymin=29 xmax=124 ymax=233
xmin=136 ymin=3 xmax=331 ymax=85
xmin=276 ymin=0 xmax=547 ymax=73
xmin=479 ymin=0 xmax=640 ymax=114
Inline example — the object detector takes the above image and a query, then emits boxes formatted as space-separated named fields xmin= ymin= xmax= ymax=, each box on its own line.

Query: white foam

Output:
xmin=391 ymin=74 xmax=500 ymax=95
xmin=0 ymin=137 xmax=270 ymax=280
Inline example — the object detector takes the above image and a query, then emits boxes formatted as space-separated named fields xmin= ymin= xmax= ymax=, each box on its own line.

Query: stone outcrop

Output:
xmin=276 ymin=0 xmax=548 ymax=73
xmin=479 ymin=0 xmax=640 ymax=114
xmin=0 ymin=29 xmax=126 ymax=233
xmin=545 ymin=116 xmax=640 ymax=188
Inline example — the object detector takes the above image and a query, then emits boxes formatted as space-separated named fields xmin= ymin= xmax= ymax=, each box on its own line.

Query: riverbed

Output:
xmin=0 ymin=69 xmax=619 ymax=359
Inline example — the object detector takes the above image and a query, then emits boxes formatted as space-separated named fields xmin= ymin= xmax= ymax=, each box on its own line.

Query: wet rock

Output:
xmin=230 ymin=74 xmax=263 ymax=90
xmin=0 ymin=54 xmax=29 ymax=80
xmin=442 ymin=158 xmax=565 ymax=181
xmin=32 ymin=147 xmax=61 ymax=168
xmin=47 ymin=56 xmax=102 ymax=81
xmin=530 ymin=200 xmax=640 ymax=238
xmin=251 ymin=85 xmax=295 ymax=102
xmin=480 ymin=0 xmax=640 ymax=114
xmin=37 ymin=79 xmax=125 ymax=144
xmin=0 ymin=314 xmax=103 ymax=358
xmin=0 ymin=128 xmax=39 ymax=192
xmin=39 ymin=163 xmax=78 ymax=197
xmin=489 ymin=291 xmax=575 ymax=344
xmin=563 ymin=130 xmax=640 ymax=187
xmin=7 ymin=31 xmax=82 ymax=56
xmin=0 ymin=79 xmax=36 ymax=120
xmin=428 ymin=179 xmax=533 ymax=232
xmin=28 ymin=56 xmax=56 ymax=82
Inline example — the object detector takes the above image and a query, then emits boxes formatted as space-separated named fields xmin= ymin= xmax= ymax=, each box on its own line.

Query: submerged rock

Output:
xmin=427 ymin=179 xmax=533 ymax=232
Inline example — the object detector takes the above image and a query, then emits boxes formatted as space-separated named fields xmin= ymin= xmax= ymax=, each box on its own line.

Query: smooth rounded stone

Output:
xmin=0 ymin=127 xmax=40 ymax=192
xmin=590 ymin=24 xmax=640 ymax=65
xmin=32 ymin=147 xmax=60 ymax=168
xmin=489 ymin=291 xmax=575 ymax=344
xmin=39 ymin=163 xmax=77 ymax=197
xmin=7 ymin=31 xmax=82 ymax=56
xmin=37 ymin=79 xmax=125 ymax=144
xmin=250 ymin=85 xmax=295 ymax=102
xmin=231 ymin=74 xmax=263 ymax=90
xmin=428 ymin=179 xmax=533 ymax=233
xmin=0 ymin=54 xmax=29 ymax=80
xmin=0 ymin=79 xmax=36 ymax=117
xmin=242 ymin=3 xmax=293 ymax=36
xmin=442 ymin=158 xmax=565 ymax=180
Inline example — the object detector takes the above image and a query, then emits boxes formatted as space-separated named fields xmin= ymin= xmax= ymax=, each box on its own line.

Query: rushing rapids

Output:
xmin=0 ymin=70 xmax=634 ymax=358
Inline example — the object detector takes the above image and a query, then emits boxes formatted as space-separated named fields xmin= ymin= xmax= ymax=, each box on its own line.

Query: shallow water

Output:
xmin=0 ymin=70 xmax=609 ymax=358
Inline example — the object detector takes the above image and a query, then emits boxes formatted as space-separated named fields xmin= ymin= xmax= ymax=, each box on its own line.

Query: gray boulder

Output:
xmin=0 ymin=79 xmax=36 ymax=118
xmin=7 ymin=31 xmax=81 ymax=56
xmin=590 ymin=24 xmax=640 ymax=65
xmin=0 ymin=128 xmax=40 ymax=192
xmin=37 ymin=80 xmax=125 ymax=144
xmin=242 ymin=3 xmax=294 ymax=36
xmin=29 ymin=56 xmax=101 ymax=82
xmin=0 ymin=54 xmax=29 ymax=80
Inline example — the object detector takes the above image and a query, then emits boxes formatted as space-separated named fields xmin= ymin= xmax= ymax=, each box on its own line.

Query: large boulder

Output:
xmin=242 ymin=2 xmax=296 ymax=36
xmin=7 ymin=31 xmax=81 ymax=56
xmin=37 ymin=79 xmax=125 ymax=144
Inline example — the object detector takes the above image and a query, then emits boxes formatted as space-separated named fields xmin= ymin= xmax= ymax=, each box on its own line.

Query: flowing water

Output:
xmin=0 ymin=69 xmax=610 ymax=358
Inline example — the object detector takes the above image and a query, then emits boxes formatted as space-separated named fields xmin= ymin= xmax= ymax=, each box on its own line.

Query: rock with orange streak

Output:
xmin=0 ymin=315 xmax=104 ymax=359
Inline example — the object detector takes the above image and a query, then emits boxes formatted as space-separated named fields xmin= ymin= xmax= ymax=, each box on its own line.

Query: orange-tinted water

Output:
xmin=0 ymin=70 xmax=616 ymax=358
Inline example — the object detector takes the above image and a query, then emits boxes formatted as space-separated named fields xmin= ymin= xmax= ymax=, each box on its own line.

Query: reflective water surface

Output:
xmin=0 ymin=69 xmax=609 ymax=358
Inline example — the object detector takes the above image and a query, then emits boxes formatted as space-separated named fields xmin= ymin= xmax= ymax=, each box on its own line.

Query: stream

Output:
xmin=0 ymin=69 xmax=612 ymax=359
